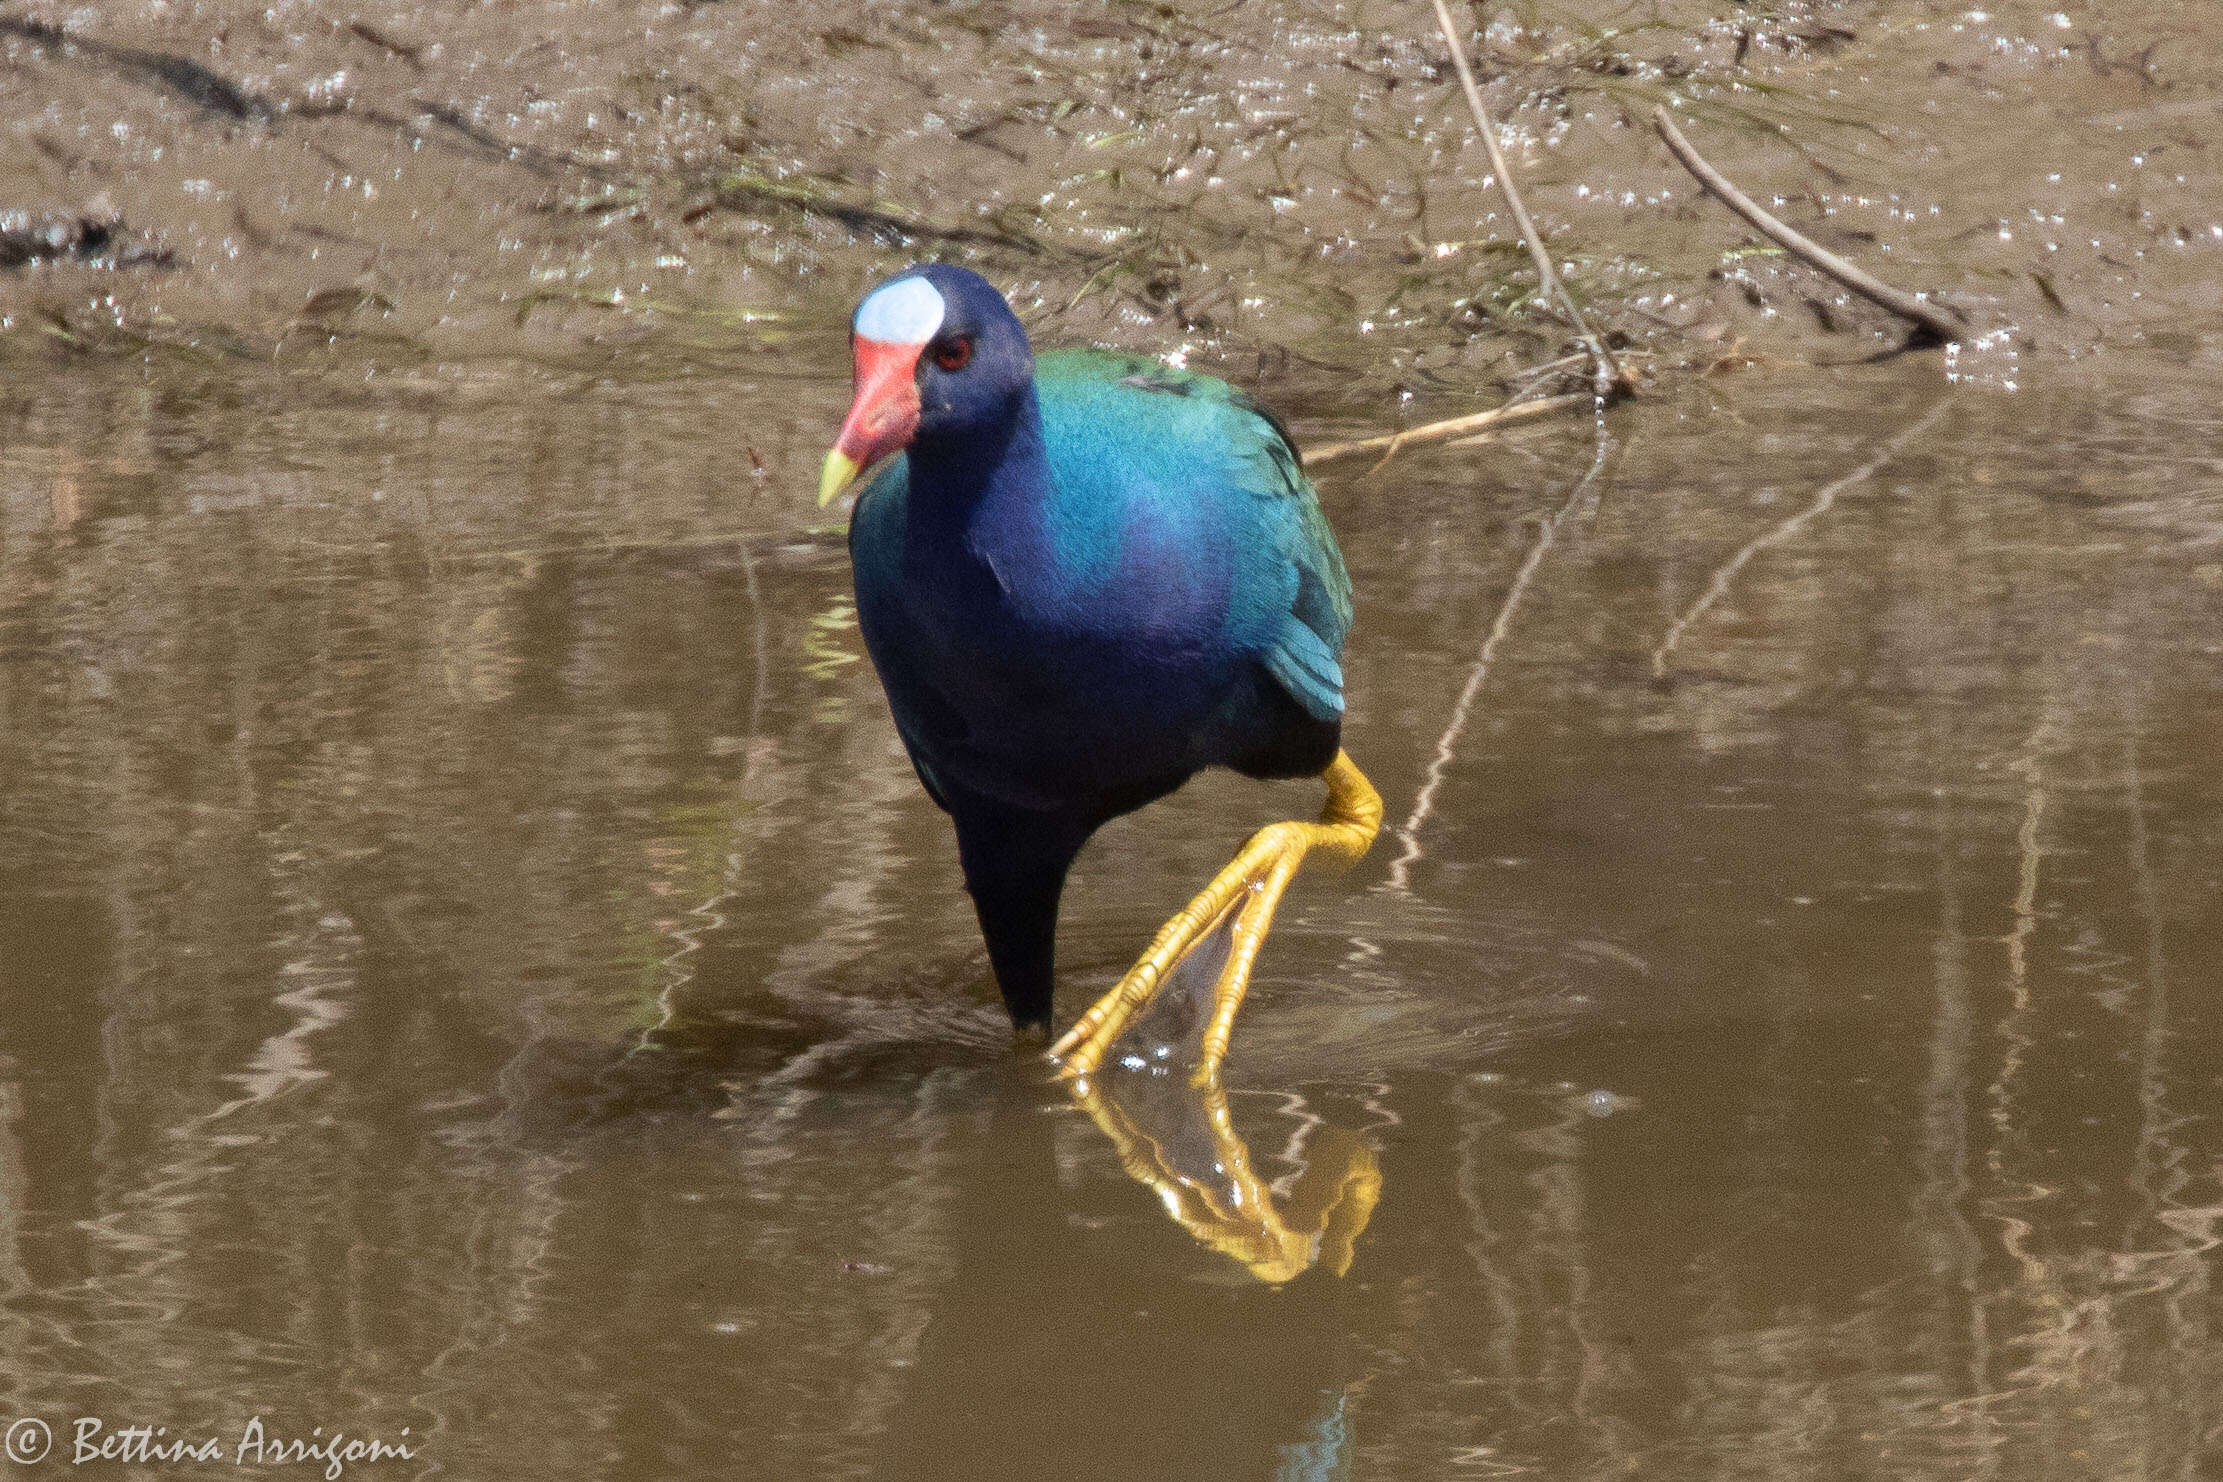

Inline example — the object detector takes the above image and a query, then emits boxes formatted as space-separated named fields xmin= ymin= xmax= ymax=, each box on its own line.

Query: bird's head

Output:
xmin=819 ymin=264 xmax=1035 ymax=505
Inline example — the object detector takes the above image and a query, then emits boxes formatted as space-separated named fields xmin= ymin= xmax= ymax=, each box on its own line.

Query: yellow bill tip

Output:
xmin=818 ymin=449 xmax=861 ymax=507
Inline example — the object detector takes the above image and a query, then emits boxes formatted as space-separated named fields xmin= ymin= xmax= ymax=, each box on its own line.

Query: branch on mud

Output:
xmin=0 ymin=18 xmax=599 ymax=183
xmin=1652 ymin=106 xmax=1967 ymax=347
xmin=0 ymin=17 xmax=275 ymax=121
xmin=1427 ymin=0 xmax=1630 ymax=397
xmin=695 ymin=168 xmax=1058 ymax=257
xmin=0 ymin=214 xmax=172 ymax=270
xmin=403 ymin=99 xmax=568 ymax=177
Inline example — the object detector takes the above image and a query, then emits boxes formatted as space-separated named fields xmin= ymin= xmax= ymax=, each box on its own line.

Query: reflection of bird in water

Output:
xmin=872 ymin=1069 xmax=1374 ymax=1480
xmin=1060 ymin=917 xmax=1382 ymax=1283
xmin=821 ymin=264 xmax=1380 ymax=1084
xmin=1070 ymin=1072 xmax=1382 ymax=1285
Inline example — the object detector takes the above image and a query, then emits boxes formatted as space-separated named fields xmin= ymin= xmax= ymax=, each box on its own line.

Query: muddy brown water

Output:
xmin=4 ymin=1 xmax=2223 ymax=1479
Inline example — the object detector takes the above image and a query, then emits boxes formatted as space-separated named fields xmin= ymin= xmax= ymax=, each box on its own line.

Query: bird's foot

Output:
xmin=1066 ymin=1074 xmax=1381 ymax=1282
xmin=1048 ymin=751 xmax=1381 ymax=1085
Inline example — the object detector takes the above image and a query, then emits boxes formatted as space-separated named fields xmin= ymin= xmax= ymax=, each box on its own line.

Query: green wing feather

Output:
xmin=1033 ymin=350 xmax=1352 ymax=722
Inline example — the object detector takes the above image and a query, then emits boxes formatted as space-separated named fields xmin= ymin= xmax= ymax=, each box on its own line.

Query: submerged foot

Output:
xmin=1049 ymin=752 xmax=1381 ymax=1085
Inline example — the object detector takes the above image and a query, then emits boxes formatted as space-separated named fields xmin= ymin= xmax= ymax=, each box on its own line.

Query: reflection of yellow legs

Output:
xmin=1050 ymin=751 xmax=1382 ymax=1085
xmin=1069 ymin=1077 xmax=1382 ymax=1283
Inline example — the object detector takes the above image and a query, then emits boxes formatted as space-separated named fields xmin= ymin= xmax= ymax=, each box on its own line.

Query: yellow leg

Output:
xmin=1049 ymin=750 xmax=1382 ymax=1085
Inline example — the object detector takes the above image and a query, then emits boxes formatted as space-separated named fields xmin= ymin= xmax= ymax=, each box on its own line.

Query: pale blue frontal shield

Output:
xmin=854 ymin=276 xmax=946 ymax=345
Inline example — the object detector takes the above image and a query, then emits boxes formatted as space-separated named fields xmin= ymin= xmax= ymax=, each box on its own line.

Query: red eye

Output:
xmin=933 ymin=337 xmax=973 ymax=372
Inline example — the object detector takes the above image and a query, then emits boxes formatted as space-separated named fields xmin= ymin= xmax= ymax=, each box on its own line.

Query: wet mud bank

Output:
xmin=0 ymin=0 xmax=2216 ymax=406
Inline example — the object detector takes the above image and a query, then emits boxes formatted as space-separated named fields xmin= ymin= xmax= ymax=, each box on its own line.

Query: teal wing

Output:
xmin=1034 ymin=349 xmax=1352 ymax=722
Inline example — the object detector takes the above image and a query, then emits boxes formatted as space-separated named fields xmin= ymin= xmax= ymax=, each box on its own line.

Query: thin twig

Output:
xmin=1652 ymin=107 xmax=1966 ymax=346
xmin=1302 ymin=392 xmax=1584 ymax=469
xmin=1508 ymin=347 xmax=1656 ymax=388
xmin=1506 ymin=350 xmax=1592 ymax=386
xmin=1428 ymin=0 xmax=1627 ymax=393
xmin=1648 ymin=398 xmax=1950 ymax=680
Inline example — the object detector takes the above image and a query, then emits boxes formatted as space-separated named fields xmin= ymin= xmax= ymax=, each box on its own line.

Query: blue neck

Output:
xmin=905 ymin=384 xmax=1049 ymax=519
xmin=904 ymin=386 xmax=1058 ymax=583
